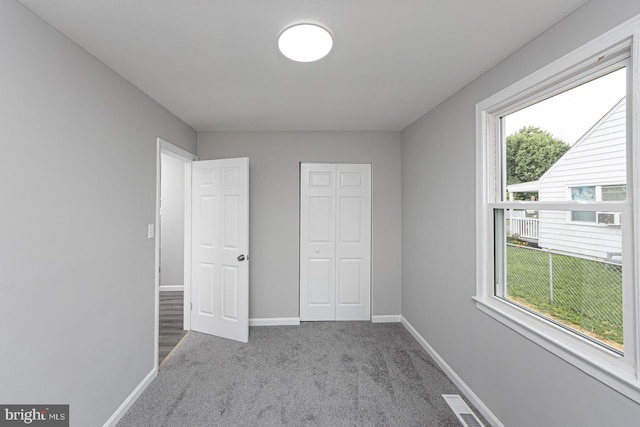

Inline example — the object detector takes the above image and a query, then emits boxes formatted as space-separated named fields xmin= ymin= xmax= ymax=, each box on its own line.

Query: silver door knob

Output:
xmin=237 ymin=254 xmax=246 ymax=262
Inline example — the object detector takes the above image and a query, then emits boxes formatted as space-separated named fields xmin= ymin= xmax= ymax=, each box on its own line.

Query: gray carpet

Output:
xmin=118 ymin=322 xmax=481 ymax=426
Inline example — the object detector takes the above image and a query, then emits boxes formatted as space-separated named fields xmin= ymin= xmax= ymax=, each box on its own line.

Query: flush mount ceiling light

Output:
xmin=278 ymin=24 xmax=333 ymax=62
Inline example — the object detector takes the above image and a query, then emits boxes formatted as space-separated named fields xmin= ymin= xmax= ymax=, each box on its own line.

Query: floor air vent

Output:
xmin=442 ymin=394 xmax=485 ymax=427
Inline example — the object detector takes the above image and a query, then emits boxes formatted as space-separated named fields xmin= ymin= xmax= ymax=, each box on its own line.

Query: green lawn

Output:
xmin=505 ymin=245 xmax=623 ymax=347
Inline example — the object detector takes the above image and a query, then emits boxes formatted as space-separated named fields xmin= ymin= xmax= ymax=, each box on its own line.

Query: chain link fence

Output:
xmin=505 ymin=244 xmax=623 ymax=349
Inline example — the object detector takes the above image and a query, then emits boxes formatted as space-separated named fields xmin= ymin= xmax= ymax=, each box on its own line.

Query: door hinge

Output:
xmin=190 ymin=302 xmax=193 ymax=311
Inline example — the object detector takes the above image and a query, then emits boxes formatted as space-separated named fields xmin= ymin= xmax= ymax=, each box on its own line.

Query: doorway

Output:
xmin=155 ymin=138 xmax=197 ymax=367
xmin=155 ymin=143 xmax=251 ymax=366
xmin=159 ymin=153 xmax=186 ymax=292
xmin=299 ymin=163 xmax=372 ymax=321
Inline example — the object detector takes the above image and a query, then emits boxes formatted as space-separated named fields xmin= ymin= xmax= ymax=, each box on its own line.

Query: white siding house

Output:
xmin=536 ymin=98 xmax=626 ymax=259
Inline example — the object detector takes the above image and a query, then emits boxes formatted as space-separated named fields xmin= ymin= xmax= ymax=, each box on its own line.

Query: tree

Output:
xmin=506 ymin=126 xmax=569 ymax=185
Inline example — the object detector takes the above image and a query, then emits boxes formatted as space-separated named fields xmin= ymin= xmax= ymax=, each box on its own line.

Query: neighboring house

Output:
xmin=508 ymin=97 xmax=626 ymax=260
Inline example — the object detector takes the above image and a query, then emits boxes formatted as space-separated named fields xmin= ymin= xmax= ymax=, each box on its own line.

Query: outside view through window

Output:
xmin=499 ymin=67 xmax=626 ymax=352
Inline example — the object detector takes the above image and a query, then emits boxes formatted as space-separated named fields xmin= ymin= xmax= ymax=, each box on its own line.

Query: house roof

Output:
xmin=507 ymin=180 xmax=540 ymax=193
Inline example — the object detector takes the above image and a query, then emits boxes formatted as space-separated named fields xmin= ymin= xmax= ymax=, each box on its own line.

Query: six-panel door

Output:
xmin=191 ymin=158 xmax=249 ymax=342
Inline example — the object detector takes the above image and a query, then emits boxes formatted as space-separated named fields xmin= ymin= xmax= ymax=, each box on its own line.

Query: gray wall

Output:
xmin=198 ymin=132 xmax=401 ymax=320
xmin=160 ymin=153 xmax=186 ymax=288
xmin=401 ymin=0 xmax=640 ymax=426
xmin=0 ymin=1 xmax=196 ymax=426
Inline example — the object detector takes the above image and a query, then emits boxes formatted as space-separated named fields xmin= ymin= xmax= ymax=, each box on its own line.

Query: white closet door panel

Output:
xmin=338 ymin=258 xmax=362 ymax=304
xmin=336 ymin=164 xmax=371 ymax=321
xmin=300 ymin=164 xmax=336 ymax=321
xmin=309 ymin=197 xmax=333 ymax=243
xmin=339 ymin=197 xmax=362 ymax=243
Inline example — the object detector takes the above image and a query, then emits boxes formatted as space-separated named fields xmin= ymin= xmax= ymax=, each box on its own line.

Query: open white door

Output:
xmin=191 ymin=158 xmax=249 ymax=343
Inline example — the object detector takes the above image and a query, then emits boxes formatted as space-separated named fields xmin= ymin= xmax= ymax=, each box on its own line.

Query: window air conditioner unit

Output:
xmin=597 ymin=212 xmax=621 ymax=225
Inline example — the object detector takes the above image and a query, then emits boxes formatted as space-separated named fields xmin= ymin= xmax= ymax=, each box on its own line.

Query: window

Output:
xmin=602 ymin=184 xmax=627 ymax=201
xmin=476 ymin=23 xmax=640 ymax=403
xmin=571 ymin=186 xmax=596 ymax=222
xmin=570 ymin=185 xmax=627 ymax=223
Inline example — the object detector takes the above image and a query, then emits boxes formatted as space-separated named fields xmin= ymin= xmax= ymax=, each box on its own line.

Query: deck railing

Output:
xmin=509 ymin=217 xmax=539 ymax=240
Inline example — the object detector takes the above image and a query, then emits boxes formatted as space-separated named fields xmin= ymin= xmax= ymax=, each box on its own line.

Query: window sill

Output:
xmin=566 ymin=220 xmax=622 ymax=228
xmin=473 ymin=296 xmax=640 ymax=404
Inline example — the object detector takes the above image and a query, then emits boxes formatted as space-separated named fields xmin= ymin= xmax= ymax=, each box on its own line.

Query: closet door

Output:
xmin=300 ymin=163 xmax=371 ymax=321
xmin=300 ymin=164 xmax=336 ymax=321
xmin=335 ymin=164 xmax=371 ymax=320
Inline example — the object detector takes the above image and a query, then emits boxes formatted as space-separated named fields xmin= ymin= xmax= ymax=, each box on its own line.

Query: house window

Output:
xmin=476 ymin=24 xmax=640 ymax=403
xmin=602 ymin=184 xmax=626 ymax=201
xmin=571 ymin=186 xmax=596 ymax=222
xmin=569 ymin=185 xmax=627 ymax=223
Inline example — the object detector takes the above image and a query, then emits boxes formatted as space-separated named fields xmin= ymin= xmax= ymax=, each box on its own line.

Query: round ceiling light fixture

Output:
xmin=278 ymin=23 xmax=333 ymax=62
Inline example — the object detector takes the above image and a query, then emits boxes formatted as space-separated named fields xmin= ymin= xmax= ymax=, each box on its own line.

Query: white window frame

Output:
xmin=475 ymin=21 xmax=640 ymax=402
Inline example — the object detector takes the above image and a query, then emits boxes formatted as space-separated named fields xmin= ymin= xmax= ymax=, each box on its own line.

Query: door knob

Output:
xmin=237 ymin=254 xmax=246 ymax=262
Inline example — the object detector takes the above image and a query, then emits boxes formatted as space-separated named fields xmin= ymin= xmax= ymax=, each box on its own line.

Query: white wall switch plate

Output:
xmin=147 ymin=224 xmax=155 ymax=239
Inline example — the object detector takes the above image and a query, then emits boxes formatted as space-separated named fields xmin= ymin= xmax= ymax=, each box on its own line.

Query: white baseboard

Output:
xmin=371 ymin=315 xmax=401 ymax=323
xmin=103 ymin=367 xmax=157 ymax=427
xmin=249 ymin=317 xmax=301 ymax=326
xmin=159 ymin=285 xmax=184 ymax=292
xmin=400 ymin=316 xmax=503 ymax=427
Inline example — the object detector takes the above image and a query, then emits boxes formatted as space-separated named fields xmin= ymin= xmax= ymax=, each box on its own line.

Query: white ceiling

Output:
xmin=17 ymin=0 xmax=589 ymax=132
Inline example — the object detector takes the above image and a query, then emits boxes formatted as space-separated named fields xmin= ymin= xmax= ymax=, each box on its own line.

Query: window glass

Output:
xmin=499 ymin=67 xmax=626 ymax=352
xmin=571 ymin=186 xmax=596 ymax=201
xmin=602 ymin=184 xmax=626 ymax=201
xmin=571 ymin=186 xmax=596 ymax=222
xmin=499 ymin=209 xmax=623 ymax=352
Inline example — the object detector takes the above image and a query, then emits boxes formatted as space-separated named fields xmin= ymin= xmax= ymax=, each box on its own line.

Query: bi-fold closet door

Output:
xmin=300 ymin=163 xmax=371 ymax=321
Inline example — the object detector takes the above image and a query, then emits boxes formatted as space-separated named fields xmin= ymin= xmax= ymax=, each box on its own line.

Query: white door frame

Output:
xmin=154 ymin=138 xmax=197 ymax=367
